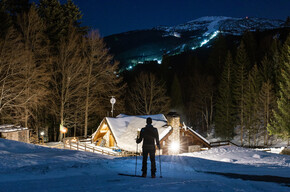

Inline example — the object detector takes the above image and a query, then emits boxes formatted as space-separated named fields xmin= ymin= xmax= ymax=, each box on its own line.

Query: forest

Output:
xmin=0 ymin=0 xmax=289 ymax=146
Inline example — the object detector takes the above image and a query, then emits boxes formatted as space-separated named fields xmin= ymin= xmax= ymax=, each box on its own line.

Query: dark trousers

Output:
xmin=142 ymin=148 xmax=156 ymax=174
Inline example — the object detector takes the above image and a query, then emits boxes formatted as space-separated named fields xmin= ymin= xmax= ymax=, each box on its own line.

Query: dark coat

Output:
xmin=136 ymin=124 xmax=160 ymax=150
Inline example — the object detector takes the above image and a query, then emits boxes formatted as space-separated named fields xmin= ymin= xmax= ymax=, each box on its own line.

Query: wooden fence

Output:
xmin=63 ymin=137 xmax=120 ymax=156
xmin=210 ymin=140 xmax=239 ymax=147
xmin=62 ymin=137 xmax=138 ymax=157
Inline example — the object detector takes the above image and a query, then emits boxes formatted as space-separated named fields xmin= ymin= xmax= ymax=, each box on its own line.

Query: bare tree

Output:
xmin=82 ymin=30 xmax=124 ymax=137
xmin=190 ymin=73 xmax=215 ymax=135
xmin=129 ymin=72 xmax=170 ymax=115
xmin=14 ymin=5 xmax=50 ymax=142
xmin=50 ymin=25 xmax=86 ymax=140
xmin=0 ymin=27 xmax=25 ymax=120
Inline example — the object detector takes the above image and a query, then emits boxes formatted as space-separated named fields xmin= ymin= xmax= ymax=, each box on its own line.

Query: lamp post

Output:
xmin=110 ymin=96 xmax=116 ymax=117
xmin=40 ymin=131 xmax=45 ymax=144
xmin=60 ymin=124 xmax=68 ymax=141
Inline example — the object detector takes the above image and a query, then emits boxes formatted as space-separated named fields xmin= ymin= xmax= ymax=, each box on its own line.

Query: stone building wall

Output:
xmin=2 ymin=130 xmax=30 ymax=143
xmin=167 ymin=113 xmax=181 ymax=155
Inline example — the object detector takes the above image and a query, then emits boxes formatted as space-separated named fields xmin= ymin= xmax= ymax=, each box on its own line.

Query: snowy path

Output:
xmin=0 ymin=139 xmax=289 ymax=192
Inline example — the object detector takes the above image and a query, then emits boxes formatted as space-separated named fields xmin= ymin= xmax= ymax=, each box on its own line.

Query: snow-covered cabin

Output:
xmin=92 ymin=113 xmax=210 ymax=154
xmin=0 ymin=125 xmax=30 ymax=143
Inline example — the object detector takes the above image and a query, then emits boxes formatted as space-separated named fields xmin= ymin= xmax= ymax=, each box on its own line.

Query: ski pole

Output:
xmin=159 ymin=149 xmax=162 ymax=178
xmin=135 ymin=143 xmax=138 ymax=176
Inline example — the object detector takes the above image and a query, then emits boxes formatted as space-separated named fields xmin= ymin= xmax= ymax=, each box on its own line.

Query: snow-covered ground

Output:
xmin=0 ymin=138 xmax=289 ymax=192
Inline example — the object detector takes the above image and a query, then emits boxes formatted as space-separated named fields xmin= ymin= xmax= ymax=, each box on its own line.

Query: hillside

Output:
xmin=0 ymin=139 xmax=289 ymax=191
xmin=104 ymin=16 xmax=287 ymax=70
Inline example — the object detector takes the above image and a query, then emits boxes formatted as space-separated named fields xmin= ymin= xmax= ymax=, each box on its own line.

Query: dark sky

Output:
xmin=72 ymin=0 xmax=290 ymax=37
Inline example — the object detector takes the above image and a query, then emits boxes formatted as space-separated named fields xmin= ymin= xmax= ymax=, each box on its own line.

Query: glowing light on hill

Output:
xmin=154 ymin=58 xmax=162 ymax=64
xmin=192 ymin=30 xmax=220 ymax=50
xmin=124 ymin=31 xmax=220 ymax=71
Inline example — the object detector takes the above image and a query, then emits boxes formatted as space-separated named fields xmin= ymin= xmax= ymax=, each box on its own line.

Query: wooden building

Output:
xmin=92 ymin=113 xmax=210 ymax=155
xmin=92 ymin=114 xmax=171 ymax=153
xmin=0 ymin=125 xmax=30 ymax=143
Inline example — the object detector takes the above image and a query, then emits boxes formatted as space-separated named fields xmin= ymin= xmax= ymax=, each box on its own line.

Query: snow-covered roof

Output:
xmin=95 ymin=114 xmax=172 ymax=152
xmin=0 ymin=125 xmax=28 ymax=133
xmin=185 ymin=126 xmax=210 ymax=146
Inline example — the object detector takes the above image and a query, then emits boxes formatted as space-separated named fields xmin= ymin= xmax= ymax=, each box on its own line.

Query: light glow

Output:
xmin=60 ymin=124 xmax=68 ymax=134
xmin=71 ymin=137 xmax=78 ymax=143
xmin=192 ymin=30 xmax=220 ymax=50
xmin=169 ymin=141 xmax=180 ymax=153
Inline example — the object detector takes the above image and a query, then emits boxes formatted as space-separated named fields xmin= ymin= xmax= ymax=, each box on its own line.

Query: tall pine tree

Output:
xmin=233 ymin=41 xmax=250 ymax=146
xmin=268 ymin=35 xmax=290 ymax=143
xmin=259 ymin=80 xmax=276 ymax=145
xmin=37 ymin=0 xmax=83 ymax=46
xmin=215 ymin=52 xmax=235 ymax=139
xmin=244 ymin=64 xmax=262 ymax=146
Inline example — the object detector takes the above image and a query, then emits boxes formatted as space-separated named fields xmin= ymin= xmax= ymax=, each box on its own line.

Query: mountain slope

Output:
xmin=104 ymin=16 xmax=286 ymax=70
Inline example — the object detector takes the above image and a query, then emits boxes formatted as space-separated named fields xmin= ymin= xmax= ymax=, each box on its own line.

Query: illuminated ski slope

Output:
xmin=105 ymin=16 xmax=284 ymax=71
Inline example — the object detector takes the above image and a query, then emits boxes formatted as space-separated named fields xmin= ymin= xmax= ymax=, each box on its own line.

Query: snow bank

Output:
xmin=0 ymin=139 xmax=290 ymax=192
xmin=182 ymin=146 xmax=290 ymax=176
xmin=0 ymin=138 xmax=111 ymax=173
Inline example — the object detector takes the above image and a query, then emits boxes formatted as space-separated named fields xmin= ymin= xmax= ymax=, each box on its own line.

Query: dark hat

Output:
xmin=146 ymin=117 xmax=152 ymax=125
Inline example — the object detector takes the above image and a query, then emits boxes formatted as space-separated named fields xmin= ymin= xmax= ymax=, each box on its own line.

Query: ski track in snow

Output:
xmin=0 ymin=139 xmax=289 ymax=192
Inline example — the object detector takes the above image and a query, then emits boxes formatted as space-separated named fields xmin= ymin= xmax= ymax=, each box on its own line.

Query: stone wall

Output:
xmin=2 ymin=130 xmax=30 ymax=143
xmin=167 ymin=113 xmax=181 ymax=155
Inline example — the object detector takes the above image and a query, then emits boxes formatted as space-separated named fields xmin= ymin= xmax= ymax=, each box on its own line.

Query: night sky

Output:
xmin=69 ymin=0 xmax=290 ymax=36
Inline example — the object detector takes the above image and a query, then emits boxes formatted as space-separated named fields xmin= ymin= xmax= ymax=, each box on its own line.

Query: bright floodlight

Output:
xmin=169 ymin=142 xmax=180 ymax=152
xmin=40 ymin=131 xmax=45 ymax=136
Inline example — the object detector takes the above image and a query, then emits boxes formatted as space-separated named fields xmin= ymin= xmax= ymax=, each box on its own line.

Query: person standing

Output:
xmin=136 ymin=117 xmax=160 ymax=178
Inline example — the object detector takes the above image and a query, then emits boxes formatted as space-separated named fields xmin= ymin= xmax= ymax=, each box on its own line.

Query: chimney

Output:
xmin=166 ymin=112 xmax=180 ymax=154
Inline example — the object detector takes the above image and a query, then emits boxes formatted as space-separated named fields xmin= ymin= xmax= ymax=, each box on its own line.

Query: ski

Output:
xmin=118 ymin=173 xmax=144 ymax=178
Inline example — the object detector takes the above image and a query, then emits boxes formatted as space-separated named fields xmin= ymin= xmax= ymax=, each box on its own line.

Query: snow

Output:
xmin=95 ymin=114 xmax=172 ymax=152
xmin=0 ymin=124 xmax=28 ymax=132
xmin=155 ymin=16 xmax=283 ymax=36
xmin=193 ymin=16 xmax=231 ymax=34
xmin=0 ymin=138 xmax=289 ymax=192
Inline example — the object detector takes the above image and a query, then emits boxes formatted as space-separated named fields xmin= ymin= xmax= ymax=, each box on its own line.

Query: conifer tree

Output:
xmin=244 ymin=64 xmax=262 ymax=146
xmin=215 ymin=52 xmax=235 ymax=139
xmin=285 ymin=16 xmax=290 ymax=27
xmin=242 ymin=31 xmax=257 ymax=66
xmin=233 ymin=41 xmax=250 ymax=146
xmin=38 ymin=0 xmax=83 ymax=45
xmin=207 ymin=34 xmax=227 ymax=75
xmin=170 ymin=74 xmax=183 ymax=111
xmin=269 ymin=39 xmax=282 ymax=94
xmin=259 ymin=80 xmax=276 ymax=145
xmin=268 ymin=35 xmax=290 ymax=143
xmin=0 ymin=0 xmax=30 ymax=16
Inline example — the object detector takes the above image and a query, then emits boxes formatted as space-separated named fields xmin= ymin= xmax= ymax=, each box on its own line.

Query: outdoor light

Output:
xmin=40 ymin=131 xmax=45 ymax=144
xmin=110 ymin=96 xmax=116 ymax=117
xmin=60 ymin=124 xmax=68 ymax=134
xmin=169 ymin=141 xmax=180 ymax=153
xmin=71 ymin=137 xmax=77 ymax=143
